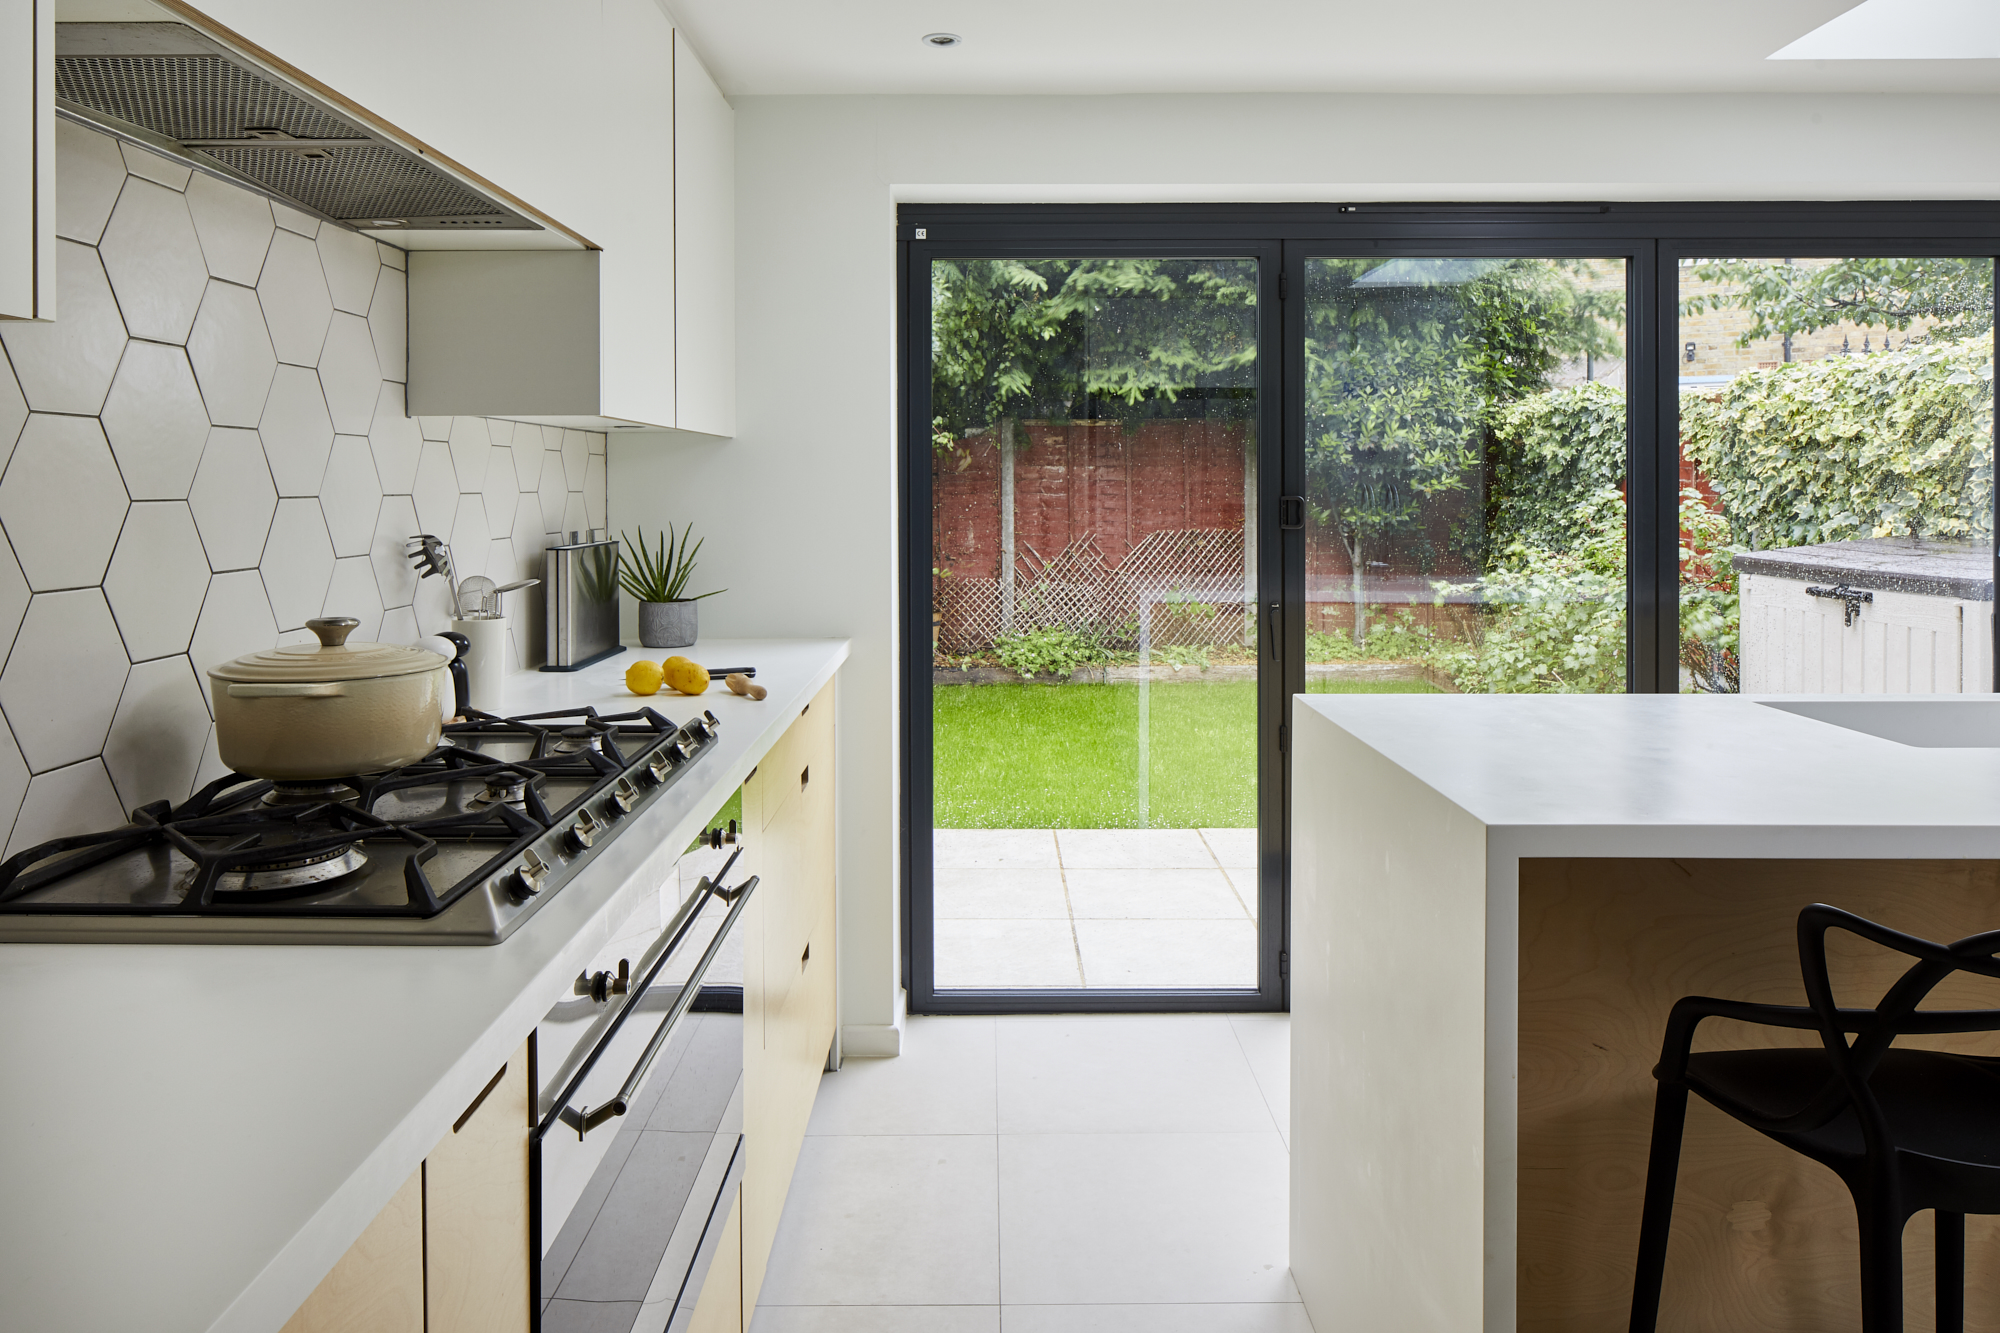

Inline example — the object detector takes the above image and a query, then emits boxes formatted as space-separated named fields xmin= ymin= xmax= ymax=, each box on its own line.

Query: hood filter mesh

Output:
xmin=55 ymin=54 xmax=359 ymax=143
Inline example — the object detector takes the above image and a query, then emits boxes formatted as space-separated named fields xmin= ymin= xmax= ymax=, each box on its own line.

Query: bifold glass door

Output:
xmin=923 ymin=254 xmax=1276 ymax=998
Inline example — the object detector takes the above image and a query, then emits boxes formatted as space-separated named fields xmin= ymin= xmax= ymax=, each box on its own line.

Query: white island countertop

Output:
xmin=0 ymin=637 xmax=847 ymax=1333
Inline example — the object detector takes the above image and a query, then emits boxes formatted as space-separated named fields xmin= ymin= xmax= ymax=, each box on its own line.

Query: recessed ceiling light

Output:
xmin=924 ymin=32 xmax=961 ymax=48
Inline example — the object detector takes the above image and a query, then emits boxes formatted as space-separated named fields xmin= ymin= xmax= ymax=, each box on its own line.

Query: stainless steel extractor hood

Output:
xmin=54 ymin=21 xmax=542 ymax=234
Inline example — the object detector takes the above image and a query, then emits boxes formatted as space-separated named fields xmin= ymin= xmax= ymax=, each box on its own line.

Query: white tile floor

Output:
xmin=934 ymin=830 xmax=1259 ymax=989
xmin=748 ymin=1013 xmax=1307 ymax=1333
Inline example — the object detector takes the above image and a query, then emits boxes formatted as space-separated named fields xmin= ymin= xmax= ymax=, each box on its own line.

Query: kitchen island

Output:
xmin=0 ymin=637 xmax=846 ymax=1333
xmin=1290 ymin=693 xmax=2000 ymax=1333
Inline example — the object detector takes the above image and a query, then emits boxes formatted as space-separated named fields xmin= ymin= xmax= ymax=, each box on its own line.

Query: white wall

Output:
xmin=608 ymin=89 xmax=2000 ymax=1046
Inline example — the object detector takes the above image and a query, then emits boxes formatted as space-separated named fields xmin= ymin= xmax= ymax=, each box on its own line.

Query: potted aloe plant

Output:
xmin=619 ymin=524 xmax=724 ymax=649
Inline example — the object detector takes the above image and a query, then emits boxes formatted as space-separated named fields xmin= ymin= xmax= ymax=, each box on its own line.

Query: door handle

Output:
xmin=1280 ymin=495 xmax=1306 ymax=529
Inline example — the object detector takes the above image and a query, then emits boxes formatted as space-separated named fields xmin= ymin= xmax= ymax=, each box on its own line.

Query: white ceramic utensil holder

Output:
xmin=450 ymin=616 xmax=509 ymax=715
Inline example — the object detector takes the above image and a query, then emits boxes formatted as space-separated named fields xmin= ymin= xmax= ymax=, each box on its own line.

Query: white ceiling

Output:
xmin=663 ymin=0 xmax=2000 ymax=98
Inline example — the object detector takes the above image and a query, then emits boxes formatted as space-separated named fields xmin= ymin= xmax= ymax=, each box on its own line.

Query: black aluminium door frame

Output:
xmin=902 ymin=236 xmax=1288 ymax=1015
xmin=898 ymin=203 xmax=2000 ymax=1016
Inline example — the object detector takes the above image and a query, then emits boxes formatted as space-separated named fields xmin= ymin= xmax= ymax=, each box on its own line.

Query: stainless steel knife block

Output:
xmin=541 ymin=536 xmax=624 ymax=671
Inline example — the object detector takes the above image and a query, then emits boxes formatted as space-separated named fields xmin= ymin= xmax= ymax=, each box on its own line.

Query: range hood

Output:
xmin=54 ymin=21 xmax=543 ymax=235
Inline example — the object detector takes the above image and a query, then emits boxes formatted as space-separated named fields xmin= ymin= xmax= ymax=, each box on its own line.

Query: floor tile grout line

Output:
xmin=1224 ymin=1014 xmax=1288 ymax=1141
xmin=1198 ymin=827 xmax=1256 ymax=920
xmin=995 ymin=1013 xmax=1006 ymax=1321
xmin=1053 ymin=830 xmax=1087 ymax=987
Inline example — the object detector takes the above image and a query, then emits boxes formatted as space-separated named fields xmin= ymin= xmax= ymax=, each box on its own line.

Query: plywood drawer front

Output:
xmin=758 ymin=788 xmax=805 ymax=1028
xmin=279 ymin=1169 xmax=424 ymax=1333
xmin=685 ymin=1193 xmax=742 ymax=1333
xmin=426 ymin=1044 xmax=531 ymax=1333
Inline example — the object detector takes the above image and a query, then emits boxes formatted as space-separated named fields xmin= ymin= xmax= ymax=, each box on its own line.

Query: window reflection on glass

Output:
xmin=1302 ymin=257 xmax=1628 ymax=694
xmin=929 ymin=258 xmax=1262 ymax=990
xmin=1676 ymin=258 xmax=1995 ymax=694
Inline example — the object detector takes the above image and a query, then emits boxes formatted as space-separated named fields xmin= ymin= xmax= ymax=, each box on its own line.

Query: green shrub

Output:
xmin=992 ymin=626 xmax=1103 ymax=678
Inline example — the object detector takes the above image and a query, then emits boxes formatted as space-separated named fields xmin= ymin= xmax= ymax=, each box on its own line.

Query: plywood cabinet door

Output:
xmin=278 ymin=1169 xmax=424 ymax=1333
xmin=425 ymin=1044 xmax=532 ymax=1333
xmin=0 ymin=0 xmax=54 ymax=320
xmin=686 ymin=1193 xmax=743 ymax=1333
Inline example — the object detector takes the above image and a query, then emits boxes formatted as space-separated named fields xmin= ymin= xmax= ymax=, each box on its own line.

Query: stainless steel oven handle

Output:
xmin=556 ymin=874 xmax=758 ymax=1140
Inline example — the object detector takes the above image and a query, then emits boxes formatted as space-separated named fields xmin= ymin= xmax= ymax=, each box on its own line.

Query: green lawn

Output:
xmin=934 ymin=676 xmax=1437 ymax=829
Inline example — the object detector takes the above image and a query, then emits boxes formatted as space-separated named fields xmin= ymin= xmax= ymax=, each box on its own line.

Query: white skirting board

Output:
xmin=840 ymin=1022 xmax=902 ymax=1058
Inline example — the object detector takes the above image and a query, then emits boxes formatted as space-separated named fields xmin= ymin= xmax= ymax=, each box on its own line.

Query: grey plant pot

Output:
xmin=638 ymin=599 xmax=699 ymax=649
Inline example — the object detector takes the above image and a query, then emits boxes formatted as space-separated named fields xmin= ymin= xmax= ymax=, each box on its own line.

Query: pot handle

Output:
xmin=226 ymin=682 xmax=348 ymax=699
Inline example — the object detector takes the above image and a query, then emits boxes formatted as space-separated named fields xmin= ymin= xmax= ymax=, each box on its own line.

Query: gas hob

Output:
xmin=0 ymin=707 xmax=722 ymax=945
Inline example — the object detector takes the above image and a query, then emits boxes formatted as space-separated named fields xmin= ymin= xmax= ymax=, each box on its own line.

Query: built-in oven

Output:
xmin=531 ymin=847 xmax=756 ymax=1333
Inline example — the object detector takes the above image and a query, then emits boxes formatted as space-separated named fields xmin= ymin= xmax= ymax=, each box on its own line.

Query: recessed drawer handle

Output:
xmin=801 ymin=941 xmax=810 ymax=969
xmin=800 ymin=765 xmax=809 ymax=789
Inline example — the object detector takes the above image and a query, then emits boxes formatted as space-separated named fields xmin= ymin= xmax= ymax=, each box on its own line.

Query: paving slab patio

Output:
xmin=933 ymin=828 xmax=1259 ymax=990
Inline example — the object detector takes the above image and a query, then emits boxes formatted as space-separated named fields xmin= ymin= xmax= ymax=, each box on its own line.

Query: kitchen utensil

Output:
xmin=407 ymin=535 xmax=462 ymax=616
xmin=207 ymin=617 xmax=451 ymax=780
xmin=703 ymin=666 xmax=755 ymax=678
xmin=726 ymin=673 xmax=767 ymax=701
xmin=494 ymin=579 xmax=539 ymax=597
xmin=456 ymin=575 xmax=499 ymax=619
xmin=437 ymin=631 xmax=471 ymax=717
xmin=541 ymin=536 xmax=623 ymax=672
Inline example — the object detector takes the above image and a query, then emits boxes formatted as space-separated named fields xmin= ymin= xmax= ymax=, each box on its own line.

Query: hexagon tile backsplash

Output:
xmin=0 ymin=120 xmax=608 ymax=860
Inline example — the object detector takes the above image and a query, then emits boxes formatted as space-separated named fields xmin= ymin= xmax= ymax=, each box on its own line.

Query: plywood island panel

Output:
xmin=1519 ymin=858 xmax=2000 ymax=1333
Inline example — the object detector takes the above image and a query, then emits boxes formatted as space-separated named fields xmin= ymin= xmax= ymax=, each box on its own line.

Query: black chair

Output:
xmin=1630 ymin=903 xmax=2000 ymax=1333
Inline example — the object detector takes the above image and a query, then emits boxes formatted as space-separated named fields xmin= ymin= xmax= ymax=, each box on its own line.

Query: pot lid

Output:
xmin=208 ymin=617 xmax=448 ymax=684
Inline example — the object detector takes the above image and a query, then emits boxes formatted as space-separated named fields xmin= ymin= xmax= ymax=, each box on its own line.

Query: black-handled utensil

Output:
xmin=439 ymin=632 xmax=470 ymax=717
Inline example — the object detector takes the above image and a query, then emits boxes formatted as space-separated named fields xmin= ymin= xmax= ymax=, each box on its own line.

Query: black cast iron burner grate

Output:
xmin=0 ymin=706 xmax=701 ymax=918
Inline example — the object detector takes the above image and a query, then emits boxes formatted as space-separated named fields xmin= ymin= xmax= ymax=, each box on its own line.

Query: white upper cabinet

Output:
xmin=1 ymin=0 xmax=54 ymax=321
xmin=144 ymin=0 xmax=734 ymax=433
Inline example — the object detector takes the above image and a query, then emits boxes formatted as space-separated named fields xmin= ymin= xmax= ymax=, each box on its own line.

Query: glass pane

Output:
xmin=1677 ymin=258 xmax=1994 ymax=693
xmin=929 ymin=257 xmax=1260 ymax=990
xmin=1302 ymin=257 xmax=1629 ymax=693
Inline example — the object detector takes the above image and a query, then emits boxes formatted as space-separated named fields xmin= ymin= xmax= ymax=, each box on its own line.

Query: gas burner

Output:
xmin=262 ymin=779 xmax=360 ymax=807
xmin=211 ymin=844 xmax=370 ymax=894
xmin=472 ymin=773 xmax=533 ymax=807
xmin=553 ymin=727 xmax=603 ymax=755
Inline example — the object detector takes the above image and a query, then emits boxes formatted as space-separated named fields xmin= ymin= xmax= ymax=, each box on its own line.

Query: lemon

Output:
xmin=665 ymin=659 xmax=711 ymax=695
xmin=624 ymin=659 xmax=665 ymax=695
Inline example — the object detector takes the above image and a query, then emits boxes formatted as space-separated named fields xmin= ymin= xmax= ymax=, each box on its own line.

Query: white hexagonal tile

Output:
xmin=483 ymin=446 xmax=518 ymax=536
xmin=379 ymin=604 xmax=419 ymax=646
xmin=259 ymin=497 xmax=336 ymax=631
xmin=487 ymin=420 xmax=518 ymax=450
xmin=318 ymin=313 xmax=380 ymax=434
xmin=370 ymin=494 xmax=420 ymax=609
xmin=368 ymin=265 xmax=407 ymax=383
xmin=561 ymin=429 xmax=589 ymax=488
xmin=271 ymin=201 xmax=320 ymax=237
xmin=102 ymin=655 xmax=208 ymax=814
xmin=0 ymin=240 xmax=127 ymax=415
xmin=55 ymin=119 xmax=127 ymax=244
xmin=586 ymin=453 xmax=606 ymax=528
xmin=6 ymin=760 xmax=127 ymax=859
xmin=588 ymin=431 xmax=607 ymax=455
xmin=537 ymin=451 xmax=567 ymax=534
xmin=322 ymin=556 xmax=384 ymax=642
xmin=484 ymin=538 xmax=516 ymax=598
xmin=447 ymin=416 xmax=489 ymax=493
xmin=412 ymin=440 xmax=459 ymax=539
xmin=258 ymin=364 xmax=334 ymax=496
xmin=561 ymin=491 xmax=587 ymax=537
xmin=0 ymin=346 xmax=25 ymax=469
xmin=419 ymin=416 xmax=452 ymax=442
xmin=449 ymin=494 xmax=490 ymax=581
xmin=316 ymin=226 xmax=379 ymax=315
xmin=0 ymin=537 xmax=29 ymax=668
xmin=104 ymin=503 xmax=209 ymax=662
xmin=377 ymin=242 xmax=405 ymax=271
xmin=188 ymin=569 xmax=278 ymax=693
xmin=257 ymin=230 xmax=333 ymax=366
xmin=0 ymin=591 xmax=130 ymax=771
xmin=319 ymin=436 xmax=382 ymax=559
xmin=186 ymin=280 xmax=277 ymax=427
xmin=189 ymin=427 xmax=277 ymax=571
xmin=508 ymin=494 xmax=548 ymax=574
xmin=99 ymin=342 xmax=207 ymax=501
xmin=188 ymin=723 xmax=228 ymax=794
xmin=0 ymin=415 xmax=129 ymax=591
xmin=99 ymin=178 xmax=207 ymax=343
xmin=368 ymin=382 xmax=421 ymax=494
xmin=413 ymin=557 xmax=457 ymax=636
xmin=0 ymin=718 xmax=29 ymax=851
xmin=185 ymin=171 xmax=274 ymax=286
xmin=510 ymin=433 xmax=545 ymax=492
xmin=119 ymin=141 xmax=191 ymax=190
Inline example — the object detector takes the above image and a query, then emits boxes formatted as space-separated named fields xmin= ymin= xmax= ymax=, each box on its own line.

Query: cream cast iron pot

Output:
xmin=207 ymin=617 xmax=452 ymax=780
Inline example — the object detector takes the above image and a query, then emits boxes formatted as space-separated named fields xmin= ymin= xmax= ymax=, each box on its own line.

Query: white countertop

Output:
xmin=0 ymin=637 xmax=848 ymax=1333
xmin=1295 ymin=692 xmax=2000 ymax=860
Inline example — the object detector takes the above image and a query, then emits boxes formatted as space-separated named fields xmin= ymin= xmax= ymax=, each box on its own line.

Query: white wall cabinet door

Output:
xmin=0 ymin=0 xmax=53 ymax=321
xmin=673 ymin=30 xmax=735 ymax=438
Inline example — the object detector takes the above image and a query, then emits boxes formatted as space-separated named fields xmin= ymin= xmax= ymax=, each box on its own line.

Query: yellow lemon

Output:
xmin=624 ymin=659 xmax=665 ymax=696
